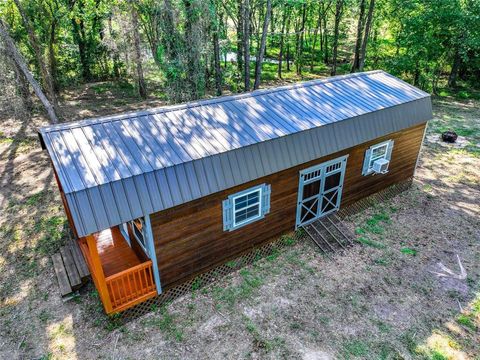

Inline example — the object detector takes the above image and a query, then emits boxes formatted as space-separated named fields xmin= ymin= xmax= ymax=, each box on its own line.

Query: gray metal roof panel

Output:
xmin=39 ymin=71 xmax=432 ymax=236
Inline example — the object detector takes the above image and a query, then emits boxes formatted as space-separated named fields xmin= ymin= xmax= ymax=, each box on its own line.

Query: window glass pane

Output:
xmin=233 ymin=189 xmax=261 ymax=225
xmin=132 ymin=218 xmax=146 ymax=247
xmin=371 ymin=144 xmax=387 ymax=159
xmin=234 ymin=197 xmax=247 ymax=209
xmin=247 ymin=192 xmax=259 ymax=205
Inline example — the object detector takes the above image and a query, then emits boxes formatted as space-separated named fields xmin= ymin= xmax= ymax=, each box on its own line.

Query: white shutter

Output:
xmin=386 ymin=140 xmax=394 ymax=161
xmin=362 ymin=148 xmax=372 ymax=176
xmin=261 ymin=184 xmax=271 ymax=215
xmin=222 ymin=198 xmax=233 ymax=231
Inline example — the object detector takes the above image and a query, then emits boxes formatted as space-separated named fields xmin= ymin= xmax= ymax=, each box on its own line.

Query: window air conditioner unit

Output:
xmin=372 ymin=158 xmax=390 ymax=174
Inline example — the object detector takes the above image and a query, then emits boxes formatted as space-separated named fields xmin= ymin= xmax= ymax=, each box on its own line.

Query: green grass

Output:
xmin=212 ymin=268 xmax=264 ymax=308
xmin=32 ymin=215 xmax=68 ymax=256
xmin=356 ymin=236 xmax=386 ymax=249
xmin=456 ymin=314 xmax=476 ymax=331
xmin=400 ymin=247 xmax=417 ymax=256
xmin=343 ymin=339 xmax=369 ymax=357
xmin=145 ymin=306 xmax=184 ymax=341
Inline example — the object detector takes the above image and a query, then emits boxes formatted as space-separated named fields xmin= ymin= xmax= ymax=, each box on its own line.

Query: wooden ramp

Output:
xmin=302 ymin=214 xmax=356 ymax=258
xmin=52 ymin=238 xmax=90 ymax=297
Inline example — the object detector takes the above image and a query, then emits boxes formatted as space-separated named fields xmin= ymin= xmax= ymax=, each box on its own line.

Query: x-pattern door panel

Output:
xmin=296 ymin=155 xmax=348 ymax=228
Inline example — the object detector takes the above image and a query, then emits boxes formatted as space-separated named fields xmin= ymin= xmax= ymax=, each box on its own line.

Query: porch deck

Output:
xmin=78 ymin=227 xmax=157 ymax=314
xmin=94 ymin=227 xmax=142 ymax=277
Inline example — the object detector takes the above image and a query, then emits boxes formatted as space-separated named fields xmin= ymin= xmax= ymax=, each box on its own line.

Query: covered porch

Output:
xmin=78 ymin=225 xmax=158 ymax=314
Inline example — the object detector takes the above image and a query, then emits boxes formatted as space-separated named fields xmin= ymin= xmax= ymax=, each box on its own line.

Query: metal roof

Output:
xmin=39 ymin=70 xmax=432 ymax=237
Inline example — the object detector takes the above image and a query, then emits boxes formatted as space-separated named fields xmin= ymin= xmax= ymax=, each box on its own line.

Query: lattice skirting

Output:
xmin=118 ymin=177 xmax=413 ymax=321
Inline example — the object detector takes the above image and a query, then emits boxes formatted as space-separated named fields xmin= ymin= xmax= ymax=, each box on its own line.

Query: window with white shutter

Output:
xmin=362 ymin=140 xmax=394 ymax=176
xmin=222 ymin=184 xmax=271 ymax=231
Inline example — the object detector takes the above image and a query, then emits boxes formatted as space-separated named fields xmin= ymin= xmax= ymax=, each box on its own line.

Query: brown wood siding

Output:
xmin=151 ymin=123 xmax=426 ymax=288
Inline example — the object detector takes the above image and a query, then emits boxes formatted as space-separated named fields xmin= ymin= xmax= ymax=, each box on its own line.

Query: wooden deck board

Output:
xmin=69 ymin=239 xmax=90 ymax=279
xmin=60 ymin=246 xmax=81 ymax=288
xmin=95 ymin=227 xmax=142 ymax=278
xmin=52 ymin=253 xmax=72 ymax=296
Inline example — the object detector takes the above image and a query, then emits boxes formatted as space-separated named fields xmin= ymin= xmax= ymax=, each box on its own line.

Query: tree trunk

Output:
xmin=243 ymin=0 xmax=250 ymax=91
xmin=295 ymin=3 xmax=307 ymax=75
xmin=130 ymin=2 xmax=147 ymax=99
xmin=351 ymin=0 xmax=366 ymax=73
xmin=0 ymin=19 xmax=58 ymax=123
xmin=12 ymin=58 xmax=34 ymax=112
xmin=322 ymin=9 xmax=328 ymax=64
xmin=212 ymin=1 xmax=223 ymax=95
xmin=331 ymin=0 xmax=344 ymax=76
xmin=277 ymin=7 xmax=288 ymax=79
xmin=48 ymin=18 xmax=59 ymax=92
xmin=448 ymin=49 xmax=461 ymax=88
xmin=12 ymin=0 xmax=58 ymax=109
xmin=253 ymin=0 xmax=271 ymax=90
xmin=310 ymin=4 xmax=324 ymax=72
xmin=358 ymin=0 xmax=375 ymax=71
xmin=237 ymin=0 xmax=244 ymax=78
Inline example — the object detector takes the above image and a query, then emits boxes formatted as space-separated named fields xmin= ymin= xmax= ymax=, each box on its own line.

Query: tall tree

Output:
xmin=358 ymin=0 xmax=375 ymax=71
xmin=130 ymin=1 xmax=147 ymax=98
xmin=330 ymin=0 xmax=344 ymax=75
xmin=295 ymin=2 xmax=307 ymax=75
xmin=242 ymin=0 xmax=250 ymax=91
xmin=277 ymin=5 xmax=290 ymax=79
xmin=12 ymin=0 xmax=58 ymax=109
xmin=0 ymin=19 xmax=58 ymax=123
xmin=210 ymin=0 xmax=222 ymax=95
xmin=236 ymin=0 xmax=244 ymax=78
xmin=253 ymin=0 xmax=271 ymax=89
xmin=351 ymin=0 xmax=366 ymax=72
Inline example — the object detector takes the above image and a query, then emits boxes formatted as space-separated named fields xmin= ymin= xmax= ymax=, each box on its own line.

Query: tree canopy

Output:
xmin=1 ymin=0 xmax=479 ymax=111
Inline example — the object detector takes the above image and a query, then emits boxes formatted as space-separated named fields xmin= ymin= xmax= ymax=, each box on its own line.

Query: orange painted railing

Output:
xmin=105 ymin=261 xmax=157 ymax=312
xmin=78 ymin=235 xmax=157 ymax=314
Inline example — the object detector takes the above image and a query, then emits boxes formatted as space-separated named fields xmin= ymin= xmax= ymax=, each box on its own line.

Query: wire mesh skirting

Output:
xmin=119 ymin=231 xmax=307 ymax=322
xmin=337 ymin=178 xmax=413 ymax=219
xmin=118 ymin=178 xmax=413 ymax=321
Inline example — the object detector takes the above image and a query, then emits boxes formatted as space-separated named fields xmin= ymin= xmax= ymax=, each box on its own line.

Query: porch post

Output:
xmin=144 ymin=215 xmax=162 ymax=294
xmin=85 ymin=235 xmax=113 ymax=313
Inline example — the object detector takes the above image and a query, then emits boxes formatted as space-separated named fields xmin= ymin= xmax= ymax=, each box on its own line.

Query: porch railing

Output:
xmin=105 ymin=261 xmax=157 ymax=312
xmin=79 ymin=235 xmax=157 ymax=314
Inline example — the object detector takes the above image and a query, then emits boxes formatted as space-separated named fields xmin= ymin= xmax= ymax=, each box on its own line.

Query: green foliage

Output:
xmin=356 ymin=236 xmax=386 ymax=249
xmin=343 ymin=339 xmax=369 ymax=357
xmin=457 ymin=314 xmax=476 ymax=331
xmin=33 ymin=215 xmax=67 ymax=255
xmin=400 ymin=247 xmax=417 ymax=256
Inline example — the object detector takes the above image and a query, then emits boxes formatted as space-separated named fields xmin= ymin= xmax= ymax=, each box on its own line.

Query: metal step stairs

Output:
xmin=302 ymin=214 xmax=356 ymax=258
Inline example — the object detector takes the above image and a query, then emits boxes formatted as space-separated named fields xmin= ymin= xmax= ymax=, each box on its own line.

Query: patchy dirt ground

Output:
xmin=0 ymin=89 xmax=479 ymax=360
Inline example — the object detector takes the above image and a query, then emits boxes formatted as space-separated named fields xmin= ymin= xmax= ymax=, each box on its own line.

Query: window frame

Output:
xmin=362 ymin=139 xmax=394 ymax=176
xmin=232 ymin=187 xmax=263 ymax=228
xmin=129 ymin=217 xmax=148 ymax=254
xmin=223 ymin=183 xmax=270 ymax=231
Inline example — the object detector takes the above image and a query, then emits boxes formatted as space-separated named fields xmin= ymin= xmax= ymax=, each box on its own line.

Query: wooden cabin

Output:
xmin=38 ymin=71 xmax=432 ymax=314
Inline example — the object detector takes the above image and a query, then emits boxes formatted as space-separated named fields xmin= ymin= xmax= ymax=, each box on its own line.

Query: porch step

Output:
xmin=52 ymin=239 xmax=90 ymax=297
xmin=302 ymin=214 xmax=356 ymax=257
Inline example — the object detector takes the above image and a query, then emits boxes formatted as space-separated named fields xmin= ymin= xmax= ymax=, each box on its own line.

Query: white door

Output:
xmin=296 ymin=155 xmax=348 ymax=228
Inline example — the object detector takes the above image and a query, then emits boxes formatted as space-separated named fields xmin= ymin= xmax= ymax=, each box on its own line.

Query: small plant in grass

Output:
xmin=105 ymin=313 xmax=123 ymax=331
xmin=38 ymin=309 xmax=50 ymax=323
xmin=25 ymin=191 xmax=49 ymax=206
xmin=357 ymin=236 xmax=386 ymax=249
xmin=343 ymin=339 xmax=369 ymax=357
xmin=457 ymin=314 xmax=476 ymax=331
xmin=225 ymin=260 xmax=237 ymax=269
xmin=373 ymin=257 xmax=389 ymax=266
xmin=147 ymin=306 xmax=184 ymax=341
xmin=191 ymin=277 xmax=202 ymax=291
xmin=400 ymin=247 xmax=417 ymax=256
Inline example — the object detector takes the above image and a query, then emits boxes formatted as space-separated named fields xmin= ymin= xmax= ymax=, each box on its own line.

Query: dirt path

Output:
xmin=0 ymin=95 xmax=479 ymax=359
